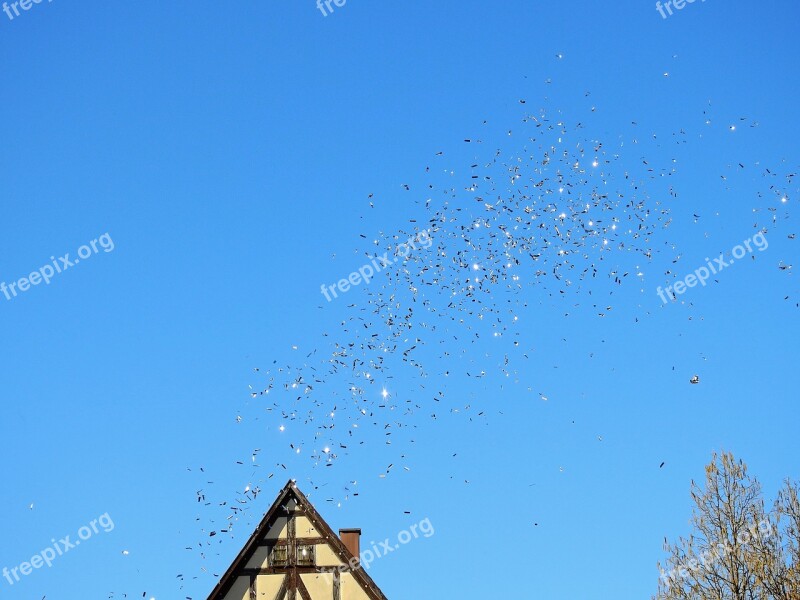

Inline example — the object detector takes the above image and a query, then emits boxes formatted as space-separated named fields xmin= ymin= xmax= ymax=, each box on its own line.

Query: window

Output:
xmin=297 ymin=544 xmax=315 ymax=566
xmin=269 ymin=545 xmax=288 ymax=567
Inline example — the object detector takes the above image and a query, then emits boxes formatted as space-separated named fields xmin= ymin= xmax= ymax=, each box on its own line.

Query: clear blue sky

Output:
xmin=1 ymin=1 xmax=798 ymax=598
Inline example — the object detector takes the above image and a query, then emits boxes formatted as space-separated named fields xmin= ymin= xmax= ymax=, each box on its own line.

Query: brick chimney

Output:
xmin=339 ymin=528 xmax=361 ymax=561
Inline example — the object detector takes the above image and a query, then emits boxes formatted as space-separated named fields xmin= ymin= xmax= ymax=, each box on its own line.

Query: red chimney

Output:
xmin=339 ymin=528 xmax=361 ymax=561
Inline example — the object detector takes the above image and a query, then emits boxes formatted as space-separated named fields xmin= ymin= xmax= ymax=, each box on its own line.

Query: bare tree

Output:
xmin=754 ymin=480 xmax=800 ymax=598
xmin=654 ymin=452 xmax=798 ymax=600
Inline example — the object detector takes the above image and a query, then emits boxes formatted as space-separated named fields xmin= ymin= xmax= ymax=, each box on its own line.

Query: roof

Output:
xmin=206 ymin=479 xmax=389 ymax=600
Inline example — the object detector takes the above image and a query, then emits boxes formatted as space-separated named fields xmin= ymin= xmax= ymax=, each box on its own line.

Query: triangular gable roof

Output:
xmin=207 ymin=480 xmax=389 ymax=600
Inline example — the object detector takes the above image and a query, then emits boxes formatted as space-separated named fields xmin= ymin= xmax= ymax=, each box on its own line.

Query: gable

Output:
xmin=207 ymin=481 xmax=388 ymax=600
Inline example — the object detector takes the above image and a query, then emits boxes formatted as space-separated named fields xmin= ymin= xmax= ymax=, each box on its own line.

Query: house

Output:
xmin=207 ymin=480 xmax=389 ymax=600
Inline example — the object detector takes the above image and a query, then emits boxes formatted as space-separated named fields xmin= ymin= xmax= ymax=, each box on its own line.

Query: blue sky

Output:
xmin=0 ymin=1 xmax=798 ymax=598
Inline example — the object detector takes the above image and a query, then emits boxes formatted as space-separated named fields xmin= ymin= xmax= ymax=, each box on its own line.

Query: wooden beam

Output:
xmin=275 ymin=574 xmax=288 ymax=600
xmin=241 ymin=566 xmax=356 ymax=576
xmin=259 ymin=537 xmax=327 ymax=547
xmin=296 ymin=577 xmax=313 ymax=600
xmin=333 ymin=570 xmax=341 ymax=600
xmin=288 ymin=516 xmax=297 ymax=600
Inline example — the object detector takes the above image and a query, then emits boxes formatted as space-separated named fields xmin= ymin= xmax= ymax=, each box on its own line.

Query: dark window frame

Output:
xmin=296 ymin=544 xmax=316 ymax=566
xmin=269 ymin=544 xmax=289 ymax=567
